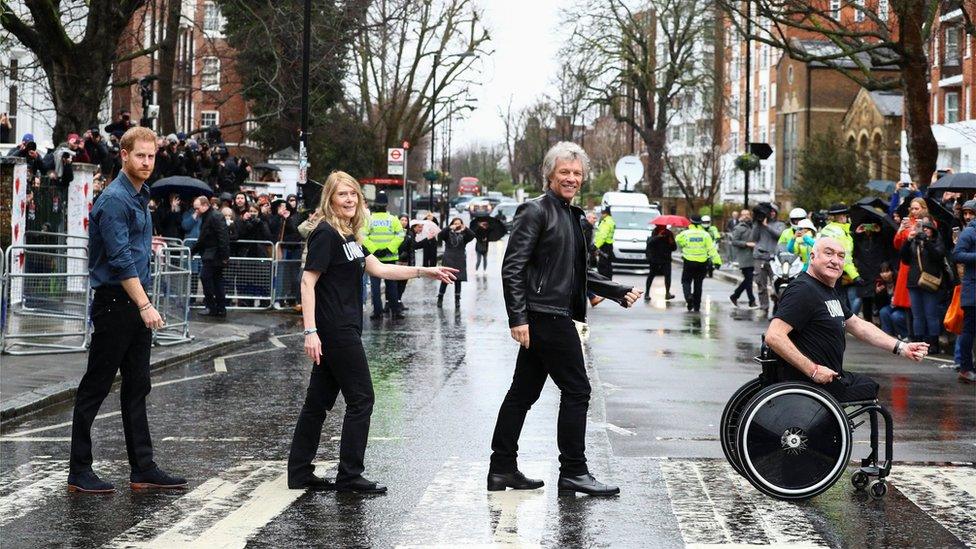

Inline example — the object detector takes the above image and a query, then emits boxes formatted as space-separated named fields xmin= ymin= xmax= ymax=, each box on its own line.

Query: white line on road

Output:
xmin=329 ymin=435 xmax=406 ymax=442
xmin=0 ymin=460 xmax=69 ymax=527
xmin=160 ymin=437 xmax=249 ymax=442
xmin=4 ymin=373 xmax=217 ymax=438
xmin=395 ymin=458 xmax=551 ymax=547
xmin=0 ymin=436 xmax=72 ymax=442
xmin=268 ymin=336 xmax=286 ymax=348
xmin=893 ymin=465 xmax=976 ymax=547
xmin=213 ymin=357 xmax=227 ymax=373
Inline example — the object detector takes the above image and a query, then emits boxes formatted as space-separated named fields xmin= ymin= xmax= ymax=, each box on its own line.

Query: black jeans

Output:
xmin=490 ymin=314 xmax=591 ymax=476
xmin=476 ymin=252 xmax=488 ymax=270
xmin=70 ymin=287 xmax=155 ymax=474
xmin=439 ymin=280 xmax=462 ymax=297
xmin=288 ymin=343 xmax=375 ymax=484
xmin=731 ymin=266 xmax=755 ymax=304
xmin=645 ymin=263 xmax=672 ymax=296
xmin=681 ymin=260 xmax=708 ymax=311
xmin=200 ymin=260 xmax=226 ymax=314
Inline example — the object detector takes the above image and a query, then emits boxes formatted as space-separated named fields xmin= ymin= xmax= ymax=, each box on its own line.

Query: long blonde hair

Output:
xmin=316 ymin=171 xmax=369 ymax=242
xmin=909 ymin=197 xmax=929 ymax=220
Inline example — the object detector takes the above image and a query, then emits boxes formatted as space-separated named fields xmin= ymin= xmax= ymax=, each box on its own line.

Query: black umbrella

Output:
xmin=473 ymin=215 xmax=507 ymax=241
xmin=855 ymin=196 xmax=888 ymax=211
xmin=150 ymin=176 xmax=213 ymax=200
xmin=928 ymin=172 xmax=976 ymax=192
xmin=253 ymin=162 xmax=281 ymax=172
xmin=896 ymin=196 xmax=955 ymax=225
xmin=850 ymin=203 xmax=897 ymax=234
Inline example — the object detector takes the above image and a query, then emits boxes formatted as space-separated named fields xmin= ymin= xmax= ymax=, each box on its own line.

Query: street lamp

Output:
xmin=429 ymin=50 xmax=476 ymax=226
xmin=298 ymin=0 xmax=312 ymax=204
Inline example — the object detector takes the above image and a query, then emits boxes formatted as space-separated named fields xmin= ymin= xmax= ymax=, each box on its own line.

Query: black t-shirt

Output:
xmin=304 ymin=223 xmax=369 ymax=347
xmin=773 ymin=272 xmax=852 ymax=373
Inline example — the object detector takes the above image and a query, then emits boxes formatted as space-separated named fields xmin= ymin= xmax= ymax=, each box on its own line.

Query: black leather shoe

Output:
xmin=288 ymin=474 xmax=335 ymax=491
xmin=130 ymin=467 xmax=187 ymax=490
xmin=335 ymin=476 xmax=387 ymax=494
xmin=369 ymin=312 xmax=383 ymax=320
xmin=487 ymin=471 xmax=544 ymax=491
xmin=557 ymin=474 xmax=619 ymax=497
xmin=67 ymin=471 xmax=115 ymax=493
xmin=392 ymin=311 xmax=406 ymax=320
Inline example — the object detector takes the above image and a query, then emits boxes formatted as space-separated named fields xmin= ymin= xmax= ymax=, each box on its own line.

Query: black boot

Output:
xmin=437 ymin=294 xmax=444 ymax=308
xmin=487 ymin=471 xmax=544 ymax=491
xmin=455 ymin=295 xmax=461 ymax=307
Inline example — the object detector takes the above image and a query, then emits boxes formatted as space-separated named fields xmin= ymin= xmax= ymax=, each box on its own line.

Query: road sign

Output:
xmin=614 ymin=155 xmax=644 ymax=191
xmin=749 ymin=142 xmax=773 ymax=160
xmin=388 ymin=148 xmax=405 ymax=175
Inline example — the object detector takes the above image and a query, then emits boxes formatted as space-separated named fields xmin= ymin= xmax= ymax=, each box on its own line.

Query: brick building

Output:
xmin=112 ymin=0 xmax=254 ymax=154
xmin=841 ymin=89 xmax=904 ymax=183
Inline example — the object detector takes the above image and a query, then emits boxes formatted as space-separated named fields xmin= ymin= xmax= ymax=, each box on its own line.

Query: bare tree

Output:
xmin=563 ymin=0 xmax=716 ymax=198
xmin=664 ymin=123 xmax=723 ymax=211
xmin=514 ymin=100 xmax=556 ymax=187
xmin=498 ymin=96 xmax=525 ymax=183
xmin=1 ymin=0 xmax=149 ymax=141
xmin=716 ymin=0 xmax=949 ymax=186
xmin=350 ymin=0 xmax=491 ymax=173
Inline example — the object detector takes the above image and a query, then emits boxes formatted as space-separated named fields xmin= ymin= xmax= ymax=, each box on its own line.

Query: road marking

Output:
xmin=923 ymin=355 xmax=955 ymax=364
xmin=269 ymin=336 xmax=286 ymax=348
xmin=893 ymin=465 xmax=976 ymax=547
xmin=160 ymin=437 xmax=249 ymax=442
xmin=0 ymin=436 xmax=72 ymax=442
xmin=212 ymin=340 xmax=289 ymax=373
xmin=661 ymin=459 xmax=828 ymax=547
xmin=0 ymin=459 xmax=70 ymax=526
xmin=153 ymin=372 xmax=217 ymax=388
xmin=214 ymin=357 xmax=227 ymax=373
xmin=329 ymin=435 xmax=406 ymax=442
xmin=395 ymin=458 xmax=550 ymax=547
xmin=105 ymin=460 xmax=334 ymax=549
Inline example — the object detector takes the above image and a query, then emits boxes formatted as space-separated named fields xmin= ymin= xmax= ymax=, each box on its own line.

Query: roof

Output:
xmin=790 ymin=39 xmax=900 ymax=70
xmin=867 ymin=90 xmax=903 ymax=117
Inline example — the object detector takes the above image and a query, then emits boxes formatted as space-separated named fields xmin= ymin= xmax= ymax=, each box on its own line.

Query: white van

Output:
xmin=599 ymin=191 xmax=661 ymax=273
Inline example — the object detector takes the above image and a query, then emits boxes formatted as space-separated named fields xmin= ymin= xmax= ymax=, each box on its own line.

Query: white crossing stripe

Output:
xmin=661 ymin=459 xmax=828 ymax=547
xmin=104 ymin=460 xmax=334 ymax=549
xmin=0 ymin=436 xmax=72 ymax=442
xmin=396 ymin=458 xmax=551 ymax=547
xmin=892 ymin=465 xmax=976 ymax=547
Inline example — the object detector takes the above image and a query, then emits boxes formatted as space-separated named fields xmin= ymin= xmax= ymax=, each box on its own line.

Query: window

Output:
xmin=201 ymin=57 xmax=220 ymax=91
xmin=967 ymin=85 xmax=972 ymax=120
xmin=758 ymin=44 xmax=767 ymax=69
xmin=854 ymin=0 xmax=865 ymax=22
xmin=933 ymin=92 xmax=939 ymax=121
xmin=968 ymin=34 xmax=972 ymax=59
xmin=830 ymin=0 xmax=841 ymax=18
xmin=729 ymin=95 xmax=739 ymax=118
xmin=946 ymin=28 xmax=961 ymax=66
xmin=201 ymin=110 xmax=219 ymax=129
xmin=669 ymin=124 xmax=680 ymax=142
xmin=934 ymin=31 xmax=940 ymax=68
xmin=203 ymin=2 xmax=223 ymax=34
xmin=946 ymin=92 xmax=960 ymax=123
xmin=685 ymin=123 xmax=696 ymax=147
xmin=878 ymin=0 xmax=889 ymax=21
xmin=759 ymin=85 xmax=768 ymax=111
xmin=729 ymin=131 xmax=739 ymax=153
xmin=783 ymin=113 xmax=798 ymax=188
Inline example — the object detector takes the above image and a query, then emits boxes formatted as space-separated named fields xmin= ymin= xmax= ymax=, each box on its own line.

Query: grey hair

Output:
xmin=542 ymin=141 xmax=590 ymax=184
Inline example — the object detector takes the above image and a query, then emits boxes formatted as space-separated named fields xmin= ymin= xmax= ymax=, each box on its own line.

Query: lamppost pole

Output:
xmin=298 ymin=0 xmax=312 ymax=201
xmin=429 ymin=53 xmax=438 ymax=221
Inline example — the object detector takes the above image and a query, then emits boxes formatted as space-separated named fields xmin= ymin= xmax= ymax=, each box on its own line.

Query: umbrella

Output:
xmin=150 ymin=176 xmax=212 ymax=200
xmin=928 ymin=172 xmax=976 ymax=192
xmin=855 ymin=196 xmax=888 ymax=211
xmin=895 ymin=196 xmax=955 ymax=225
xmin=409 ymin=219 xmax=440 ymax=241
xmin=651 ymin=215 xmax=689 ymax=228
xmin=473 ymin=215 xmax=507 ymax=241
xmin=253 ymin=162 xmax=281 ymax=172
xmin=866 ymin=180 xmax=896 ymax=194
xmin=850 ymin=203 xmax=897 ymax=233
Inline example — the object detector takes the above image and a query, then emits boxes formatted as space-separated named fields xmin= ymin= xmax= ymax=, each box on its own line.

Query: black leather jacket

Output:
xmin=502 ymin=190 xmax=631 ymax=327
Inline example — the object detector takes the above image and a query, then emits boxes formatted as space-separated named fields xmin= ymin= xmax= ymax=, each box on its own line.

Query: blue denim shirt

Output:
xmin=88 ymin=172 xmax=153 ymax=289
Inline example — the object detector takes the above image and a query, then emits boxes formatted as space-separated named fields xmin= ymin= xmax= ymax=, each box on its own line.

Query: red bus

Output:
xmin=458 ymin=176 xmax=481 ymax=196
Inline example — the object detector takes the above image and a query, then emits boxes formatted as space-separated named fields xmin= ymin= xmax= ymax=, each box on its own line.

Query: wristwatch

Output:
xmin=303 ymin=328 xmax=317 ymax=336
xmin=891 ymin=340 xmax=902 ymax=355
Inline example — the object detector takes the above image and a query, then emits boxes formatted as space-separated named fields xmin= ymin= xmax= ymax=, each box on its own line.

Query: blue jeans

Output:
xmin=959 ymin=306 xmax=975 ymax=373
xmin=846 ymin=285 xmax=862 ymax=316
xmin=879 ymin=305 xmax=909 ymax=338
xmin=908 ymin=288 xmax=942 ymax=339
xmin=370 ymin=274 xmax=400 ymax=314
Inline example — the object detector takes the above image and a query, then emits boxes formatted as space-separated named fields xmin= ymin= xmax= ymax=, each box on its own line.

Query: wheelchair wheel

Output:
xmin=736 ymin=382 xmax=852 ymax=500
xmin=720 ymin=377 xmax=764 ymax=475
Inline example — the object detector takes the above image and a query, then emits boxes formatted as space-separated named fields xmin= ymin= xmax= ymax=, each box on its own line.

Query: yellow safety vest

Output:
xmin=676 ymin=225 xmax=721 ymax=264
xmin=363 ymin=211 xmax=404 ymax=262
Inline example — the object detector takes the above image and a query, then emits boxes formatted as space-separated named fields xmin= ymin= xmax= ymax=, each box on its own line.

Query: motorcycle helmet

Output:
xmin=701 ymin=215 xmax=712 ymax=226
xmin=797 ymin=219 xmax=816 ymax=232
xmin=788 ymin=208 xmax=807 ymax=224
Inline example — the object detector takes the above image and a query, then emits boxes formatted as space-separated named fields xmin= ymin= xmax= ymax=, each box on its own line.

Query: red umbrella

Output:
xmin=651 ymin=215 xmax=689 ymax=228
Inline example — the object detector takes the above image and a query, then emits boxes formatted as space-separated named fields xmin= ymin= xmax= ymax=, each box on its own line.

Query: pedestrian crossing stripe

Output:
xmin=892 ymin=465 xmax=976 ymax=547
xmin=0 ymin=459 xmax=69 ymax=527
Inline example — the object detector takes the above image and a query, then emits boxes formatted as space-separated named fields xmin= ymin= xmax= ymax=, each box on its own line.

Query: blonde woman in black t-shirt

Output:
xmin=288 ymin=171 xmax=457 ymax=494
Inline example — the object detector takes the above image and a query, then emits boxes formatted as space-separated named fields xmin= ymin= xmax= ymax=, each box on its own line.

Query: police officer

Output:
xmin=594 ymin=207 xmax=616 ymax=278
xmin=819 ymin=203 xmax=864 ymax=313
xmin=363 ymin=192 xmax=405 ymax=320
xmin=701 ymin=215 xmax=721 ymax=277
xmin=776 ymin=207 xmax=808 ymax=251
xmin=676 ymin=215 xmax=721 ymax=312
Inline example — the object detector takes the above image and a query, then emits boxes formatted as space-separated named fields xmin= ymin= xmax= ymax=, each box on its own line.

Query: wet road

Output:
xmin=1 ymin=248 xmax=974 ymax=548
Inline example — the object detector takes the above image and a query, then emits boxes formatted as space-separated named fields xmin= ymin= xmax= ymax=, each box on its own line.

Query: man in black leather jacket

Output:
xmin=488 ymin=142 xmax=641 ymax=497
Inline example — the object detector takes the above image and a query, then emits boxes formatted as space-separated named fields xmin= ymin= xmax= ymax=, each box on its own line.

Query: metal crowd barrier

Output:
xmin=184 ymin=238 xmax=276 ymax=309
xmin=1 ymin=245 xmax=91 ymax=355
xmin=273 ymin=242 xmax=303 ymax=305
xmin=151 ymin=245 xmax=193 ymax=346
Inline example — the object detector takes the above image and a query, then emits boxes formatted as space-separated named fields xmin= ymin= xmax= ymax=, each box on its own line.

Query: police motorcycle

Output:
xmin=720 ymin=340 xmax=894 ymax=500
xmin=769 ymin=251 xmax=803 ymax=311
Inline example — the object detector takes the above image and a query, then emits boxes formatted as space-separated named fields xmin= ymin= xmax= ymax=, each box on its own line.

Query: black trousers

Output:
xmin=681 ymin=260 xmax=708 ymax=311
xmin=597 ymin=246 xmax=614 ymax=279
xmin=422 ymin=242 xmax=438 ymax=267
xmin=731 ymin=266 xmax=755 ymax=304
xmin=439 ymin=280 xmax=462 ymax=297
xmin=288 ymin=343 xmax=375 ymax=484
xmin=200 ymin=260 xmax=226 ymax=314
xmin=645 ymin=263 xmax=672 ymax=295
xmin=490 ymin=314 xmax=590 ymax=476
xmin=776 ymin=366 xmax=879 ymax=402
xmin=70 ymin=287 xmax=155 ymax=474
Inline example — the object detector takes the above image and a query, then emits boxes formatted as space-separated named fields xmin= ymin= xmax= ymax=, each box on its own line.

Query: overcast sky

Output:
xmin=451 ymin=0 xmax=563 ymax=151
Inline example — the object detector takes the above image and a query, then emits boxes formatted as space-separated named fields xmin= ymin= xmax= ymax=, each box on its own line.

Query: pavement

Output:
xmin=0 ymin=242 xmax=973 ymax=548
xmin=1 ymin=310 xmax=302 ymax=422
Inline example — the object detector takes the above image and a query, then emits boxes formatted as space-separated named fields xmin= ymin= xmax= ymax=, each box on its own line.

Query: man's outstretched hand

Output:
xmin=620 ymin=288 xmax=643 ymax=307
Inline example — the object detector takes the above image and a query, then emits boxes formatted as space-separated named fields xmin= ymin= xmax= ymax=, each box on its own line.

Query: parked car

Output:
xmin=491 ymin=202 xmax=519 ymax=231
xmin=453 ymin=195 xmax=476 ymax=212
xmin=600 ymin=191 xmax=660 ymax=273
xmin=467 ymin=198 xmax=496 ymax=216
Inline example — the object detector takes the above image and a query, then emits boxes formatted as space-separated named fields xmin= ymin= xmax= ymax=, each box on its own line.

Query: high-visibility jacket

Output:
xmin=363 ymin=211 xmax=404 ymax=263
xmin=594 ymin=215 xmax=616 ymax=249
xmin=676 ymin=224 xmax=721 ymax=265
xmin=818 ymin=221 xmax=860 ymax=281
xmin=777 ymin=226 xmax=796 ymax=251
xmin=705 ymin=225 xmax=721 ymax=242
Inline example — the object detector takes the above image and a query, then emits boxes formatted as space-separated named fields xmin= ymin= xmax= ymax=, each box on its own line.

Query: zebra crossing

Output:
xmin=0 ymin=457 xmax=973 ymax=547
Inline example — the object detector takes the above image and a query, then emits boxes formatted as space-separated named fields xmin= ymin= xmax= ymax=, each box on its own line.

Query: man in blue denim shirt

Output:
xmin=68 ymin=127 xmax=187 ymax=493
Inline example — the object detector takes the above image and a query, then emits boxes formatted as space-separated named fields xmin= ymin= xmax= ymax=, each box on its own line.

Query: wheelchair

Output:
xmin=719 ymin=344 xmax=893 ymax=500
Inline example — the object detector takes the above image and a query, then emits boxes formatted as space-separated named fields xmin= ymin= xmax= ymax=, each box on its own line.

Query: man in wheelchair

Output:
xmin=765 ymin=237 xmax=929 ymax=401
